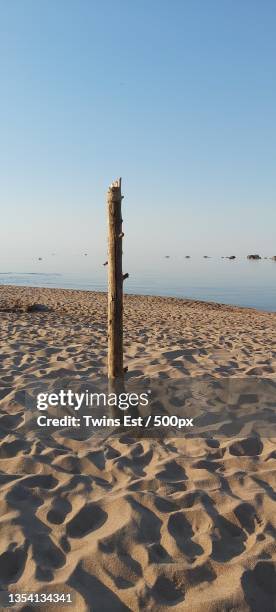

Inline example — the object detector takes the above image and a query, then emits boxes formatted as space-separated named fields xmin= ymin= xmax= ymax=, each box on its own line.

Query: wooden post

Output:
xmin=107 ymin=178 xmax=125 ymax=384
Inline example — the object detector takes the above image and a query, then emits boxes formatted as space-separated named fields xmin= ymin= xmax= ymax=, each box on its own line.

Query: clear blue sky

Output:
xmin=0 ymin=0 xmax=275 ymax=271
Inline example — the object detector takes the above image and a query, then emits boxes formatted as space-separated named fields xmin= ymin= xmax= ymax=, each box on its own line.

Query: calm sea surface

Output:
xmin=0 ymin=259 xmax=275 ymax=312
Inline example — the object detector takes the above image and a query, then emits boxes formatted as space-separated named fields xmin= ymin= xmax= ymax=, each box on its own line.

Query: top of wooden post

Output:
xmin=108 ymin=178 xmax=122 ymax=196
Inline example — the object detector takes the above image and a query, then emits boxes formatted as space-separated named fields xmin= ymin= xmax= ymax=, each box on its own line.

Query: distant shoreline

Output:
xmin=1 ymin=283 xmax=276 ymax=315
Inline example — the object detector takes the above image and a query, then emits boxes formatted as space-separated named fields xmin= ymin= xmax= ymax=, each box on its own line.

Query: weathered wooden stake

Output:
xmin=107 ymin=178 xmax=125 ymax=384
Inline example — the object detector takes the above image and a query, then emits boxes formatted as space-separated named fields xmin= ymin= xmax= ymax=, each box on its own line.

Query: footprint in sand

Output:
xmin=148 ymin=542 xmax=173 ymax=563
xmin=154 ymin=496 xmax=179 ymax=513
xmin=0 ymin=439 xmax=31 ymax=458
xmin=211 ymin=515 xmax=246 ymax=562
xmin=21 ymin=474 xmax=57 ymax=489
xmin=229 ymin=437 xmax=263 ymax=456
xmin=156 ymin=460 xmax=187 ymax=483
xmin=241 ymin=561 xmax=276 ymax=612
xmin=0 ymin=413 xmax=23 ymax=431
xmin=186 ymin=562 xmax=217 ymax=586
xmin=47 ymin=497 xmax=72 ymax=525
xmin=168 ymin=511 xmax=204 ymax=559
xmin=33 ymin=535 xmax=66 ymax=580
xmin=150 ymin=575 xmax=184 ymax=606
xmin=126 ymin=496 xmax=162 ymax=544
xmin=66 ymin=503 xmax=107 ymax=538
xmin=234 ymin=502 xmax=261 ymax=535
xmin=0 ymin=543 xmax=28 ymax=587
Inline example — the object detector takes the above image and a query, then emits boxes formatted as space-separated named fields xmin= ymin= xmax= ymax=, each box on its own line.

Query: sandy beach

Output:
xmin=0 ymin=285 xmax=276 ymax=611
